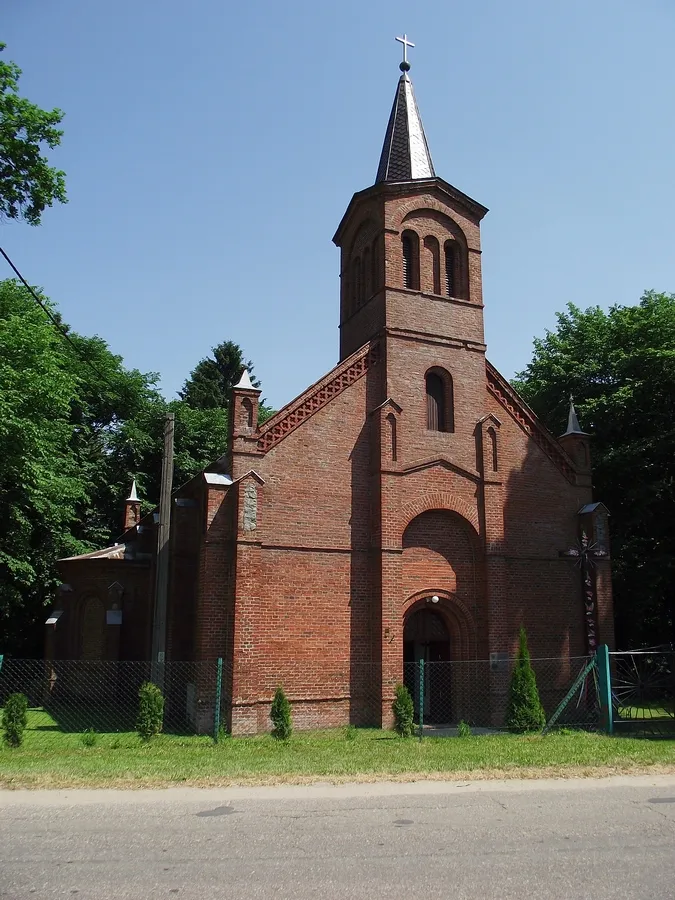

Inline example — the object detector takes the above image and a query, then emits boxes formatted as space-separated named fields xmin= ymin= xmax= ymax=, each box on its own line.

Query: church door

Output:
xmin=403 ymin=608 xmax=452 ymax=724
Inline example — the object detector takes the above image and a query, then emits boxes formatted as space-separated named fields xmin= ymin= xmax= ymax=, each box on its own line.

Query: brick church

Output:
xmin=52 ymin=49 xmax=613 ymax=733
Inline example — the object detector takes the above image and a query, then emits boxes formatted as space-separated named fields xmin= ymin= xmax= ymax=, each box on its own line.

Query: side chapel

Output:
xmin=52 ymin=45 xmax=613 ymax=733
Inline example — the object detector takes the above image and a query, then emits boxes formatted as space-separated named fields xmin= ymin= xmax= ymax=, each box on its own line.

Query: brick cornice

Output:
xmin=485 ymin=361 xmax=576 ymax=482
xmin=257 ymin=342 xmax=380 ymax=453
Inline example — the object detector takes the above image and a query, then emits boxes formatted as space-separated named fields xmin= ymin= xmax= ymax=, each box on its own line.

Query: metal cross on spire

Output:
xmin=395 ymin=33 xmax=415 ymax=71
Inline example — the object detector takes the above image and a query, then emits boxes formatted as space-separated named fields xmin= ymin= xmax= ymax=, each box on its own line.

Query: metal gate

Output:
xmin=610 ymin=649 xmax=675 ymax=735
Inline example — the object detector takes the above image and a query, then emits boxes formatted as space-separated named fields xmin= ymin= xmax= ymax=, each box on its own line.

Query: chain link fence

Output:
xmin=0 ymin=658 xmax=229 ymax=736
xmin=403 ymin=656 xmax=598 ymax=731
xmin=0 ymin=654 xmax=600 ymax=737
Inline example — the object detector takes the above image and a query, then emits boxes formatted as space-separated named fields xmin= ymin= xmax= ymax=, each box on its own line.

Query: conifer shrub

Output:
xmin=392 ymin=683 xmax=415 ymax=737
xmin=2 ymin=692 xmax=28 ymax=747
xmin=457 ymin=720 xmax=472 ymax=738
xmin=505 ymin=627 xmax=546 ymax=733
xmin=136 ymin=681 xmax=164 ymax=740
xmin=270 ymin=686 xmax=292 ymax=740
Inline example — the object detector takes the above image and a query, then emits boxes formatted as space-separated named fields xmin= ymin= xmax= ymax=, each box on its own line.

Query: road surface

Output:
xmin=2 ymin=775 xmax=675 ymax=899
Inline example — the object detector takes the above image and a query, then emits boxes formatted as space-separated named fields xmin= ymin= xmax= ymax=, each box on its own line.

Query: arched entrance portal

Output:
xmin=403 ymin=607 xmax=452 ymax=724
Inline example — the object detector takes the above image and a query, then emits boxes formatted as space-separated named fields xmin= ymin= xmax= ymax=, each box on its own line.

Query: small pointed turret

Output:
xmin=123 ymin=479 xmax=142 ymax=531
xmin=376 ymin=35 xmax=435 ymax=184
xmin=235 ymin=369 xmax=255 ymax=390
xmin=562 ymin=396 xmax=588 ymax=436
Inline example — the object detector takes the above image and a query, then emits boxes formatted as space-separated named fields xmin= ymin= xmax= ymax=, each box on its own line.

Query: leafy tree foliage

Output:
xmin=513 ymin=291 xmax=675 ymax=648
xmin=0 ymin=43 xmax=66 ymax=225
xmin=0 ymin=280 xmax=270 ymax=654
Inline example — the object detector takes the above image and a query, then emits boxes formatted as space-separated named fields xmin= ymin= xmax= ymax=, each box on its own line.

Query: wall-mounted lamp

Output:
xmin=430 ymin=595 xmax=440 ymax=604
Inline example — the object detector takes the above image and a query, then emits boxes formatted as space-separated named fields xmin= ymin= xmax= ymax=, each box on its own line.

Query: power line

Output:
xmin=0 ymin=243 xmax=120 ymax=393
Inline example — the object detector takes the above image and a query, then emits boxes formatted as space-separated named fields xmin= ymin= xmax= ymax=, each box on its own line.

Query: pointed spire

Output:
xmin=562 ymin=396 xmax=588 ymax=436
xmin=126 ymin=479 xmax=139 ymax=502
xmin=376 ymin=36 xmax=435 ymax=184
xmin=234 ymin=369 xmax=256 ymax=390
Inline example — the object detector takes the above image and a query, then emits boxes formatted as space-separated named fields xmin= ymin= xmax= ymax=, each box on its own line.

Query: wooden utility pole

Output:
xmin=151 ymin=412 xmax=175 ymax=683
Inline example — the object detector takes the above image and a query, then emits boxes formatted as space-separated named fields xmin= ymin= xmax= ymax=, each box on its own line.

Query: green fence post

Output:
xmin=213 ymin=657 xmax=223 ymax=743
xmin=418 ymin=659 xmax=425 ymax=740
xmin=596 ymin=644 xmax=613 ymax=735
xmin=0 ymin=654 xmax=4 ymax=673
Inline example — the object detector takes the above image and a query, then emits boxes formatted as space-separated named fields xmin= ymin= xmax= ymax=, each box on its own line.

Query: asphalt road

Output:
xmin=2 ymin=776 xmax=675 ymax=899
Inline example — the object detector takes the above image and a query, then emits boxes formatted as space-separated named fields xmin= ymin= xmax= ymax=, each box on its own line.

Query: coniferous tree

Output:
xmin=504 ymin=628 xmax=546 ymax=733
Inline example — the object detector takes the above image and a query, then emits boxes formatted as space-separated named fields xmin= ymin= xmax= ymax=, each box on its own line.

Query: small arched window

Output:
xmin=401 ymin=230 xmax=419 ymax=290
xmin=444 ymin=241 xmax=456 ymax=297
xmin=242 ymin=397 xmax=254 ymax=429
xmin=424 ymin=236 xmax=441 ymax=295
xmin=487 ymin=426 xmax=498 ymax=472
xmin=425 ymin=368 xmax=455 ymax=433
xmin=386 ymin=412 xmax=397 ymax=462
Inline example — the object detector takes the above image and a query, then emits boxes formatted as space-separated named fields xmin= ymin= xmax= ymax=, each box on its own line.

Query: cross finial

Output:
xmin=395 ymin=33 xmax=415 ymax=72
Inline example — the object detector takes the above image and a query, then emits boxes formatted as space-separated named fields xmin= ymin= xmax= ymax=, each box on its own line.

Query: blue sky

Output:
xmin=3 ymin=0 xmax=674 ymax=410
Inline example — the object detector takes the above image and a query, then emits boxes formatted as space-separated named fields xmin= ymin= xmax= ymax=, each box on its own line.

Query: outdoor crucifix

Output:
xmin=559 ymin=530 xmax=608 ymax=654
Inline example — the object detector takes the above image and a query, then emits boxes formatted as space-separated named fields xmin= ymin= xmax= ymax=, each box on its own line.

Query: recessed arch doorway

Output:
xmin=403 ymin=604 xmax=452 ymax=724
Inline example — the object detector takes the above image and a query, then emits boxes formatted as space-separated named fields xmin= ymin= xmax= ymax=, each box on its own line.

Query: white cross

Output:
xmin=395 ymin=33 xmax=415 ymax=65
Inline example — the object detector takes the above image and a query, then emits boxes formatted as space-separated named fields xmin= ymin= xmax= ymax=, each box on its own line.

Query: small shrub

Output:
xmin=343 ymin=724 xmax=358 ymax=741
xmin=505 ymin=627 xmax=546 ymax=733
xmin=392 ymin=683 xmax=415 ymax=737
xmin=2 ymin=693 xmax=28 ymax=747
xmin=136 ymin=681 xmax=164 ymax=740
xmin=80 ymin=728 xmax=97 ymax=747
xmin=270 ymin=686 xmax=292 ymax=740
xmin=457 ymin=720 xmax=472 ymax=738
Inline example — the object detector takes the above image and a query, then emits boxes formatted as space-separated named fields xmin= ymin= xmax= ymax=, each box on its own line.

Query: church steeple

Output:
xmin=375 ymin=35 xmax=435 ymax=184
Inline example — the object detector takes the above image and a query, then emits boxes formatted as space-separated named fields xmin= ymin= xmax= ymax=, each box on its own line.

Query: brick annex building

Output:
xmin=52 ymin=54 xmax=614 ymax=733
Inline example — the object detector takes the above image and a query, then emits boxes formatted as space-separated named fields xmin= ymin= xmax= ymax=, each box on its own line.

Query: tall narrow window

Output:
xmin=487 ymin=426 xmax=498 ymax=471
xmin=387 ymin=413 xmax=397 ymax=462
xmin=444 ymin=241 xmax=456 ymax=297
xmin=424 ymin=236 xmax=441 ymax=294
xmin=425 ymin=368 xmax=455 ymax=433
xmin=426 ymin=373 xmax=445 ymax=431
xmin=371 ymin=238 xmax=379 ymax=293
xmin=401 ymin=230 xmax=419 ymax=290
xmin=363 ymin=247 xmax=371 ymax=300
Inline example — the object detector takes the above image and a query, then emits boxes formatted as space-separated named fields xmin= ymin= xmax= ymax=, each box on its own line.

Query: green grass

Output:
xmin=1 ymin=709 xmax=674 ymax=789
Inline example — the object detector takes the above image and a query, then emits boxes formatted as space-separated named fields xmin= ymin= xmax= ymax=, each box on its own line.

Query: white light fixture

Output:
xmin=430 ymin=595 xmax=440 ymax=604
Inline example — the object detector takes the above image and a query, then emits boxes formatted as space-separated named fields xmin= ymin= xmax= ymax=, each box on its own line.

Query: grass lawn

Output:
xmin=1 ymin=709 xmax=674 ymax=789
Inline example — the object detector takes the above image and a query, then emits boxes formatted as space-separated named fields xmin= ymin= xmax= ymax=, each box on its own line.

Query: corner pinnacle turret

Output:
xmin=375 ymin=34 xmax=435 ymax=184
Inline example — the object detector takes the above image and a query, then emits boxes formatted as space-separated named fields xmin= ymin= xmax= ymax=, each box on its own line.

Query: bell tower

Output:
xmin=333 ymin=39 xmax=490 ymax=474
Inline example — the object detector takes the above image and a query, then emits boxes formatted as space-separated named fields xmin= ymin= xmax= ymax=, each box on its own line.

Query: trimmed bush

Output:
xmin=80 ymin=728 xmax=97 ymax=747
xmin=392 ymin=683 xmax=415 ymax=737
xmin=136 ymin=681 xmax=164 ymax=740
xmin=505 ymin=627 xmax=546 ymax=733
xmin=457 ymin=720 xmax=472 ymax=738
xmin=2 ymin=692 xmax=28 ymax=747
xmin=270 ymin=686 xmax=292 ymax=740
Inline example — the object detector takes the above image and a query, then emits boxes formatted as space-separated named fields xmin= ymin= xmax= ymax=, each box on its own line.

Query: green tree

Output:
xmin=513 ymin=291 xmax=675 ymax=648
xmin=504 ymin=628 xmax=546 ymax=733
xmin=0 ymin=280 xmax=86 ymax=652
xmin=270 ymin=686 xmax=292 ymax=739
xmin=0 ymin=43 xmax=66 ymax=224
xmin=180 ymin=340 xmax=260 ymax=410
xmin=392 ymin=683 xmax=415 ymax=737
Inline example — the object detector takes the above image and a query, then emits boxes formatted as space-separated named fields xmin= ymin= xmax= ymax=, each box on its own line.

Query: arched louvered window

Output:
xmin=425 ymin=368 xmax=455 ymax=433
xmin=444 ymin=241 xmax=456 ymax=297
xmin=424 ymin=236 xmax=441 ymax=294
xmin=401 ymin=230 xmax=419 ymax=290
